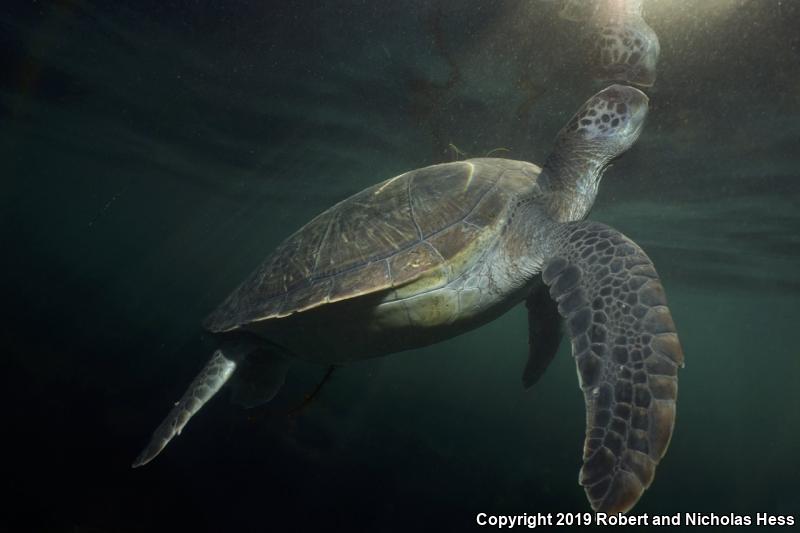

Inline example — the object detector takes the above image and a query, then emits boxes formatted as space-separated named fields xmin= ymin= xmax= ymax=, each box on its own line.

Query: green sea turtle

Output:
xmin=560 ymin=0 xmax=661 ymax=87
xmin=133 ymin=85 xmax=683 ymax=513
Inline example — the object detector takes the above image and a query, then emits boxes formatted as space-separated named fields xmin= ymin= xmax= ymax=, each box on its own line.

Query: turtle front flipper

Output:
xmin=132 ymin=350 xmax=237 ymax=468
xmin=542 ymin=220 xmax=683 ymax=513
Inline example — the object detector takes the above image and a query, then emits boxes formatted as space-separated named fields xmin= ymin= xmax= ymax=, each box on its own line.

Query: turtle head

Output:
xmin=542 ymin=85 xmax=648 ymax=220
xmin=558 ymin=84 xmax=648 ymax=161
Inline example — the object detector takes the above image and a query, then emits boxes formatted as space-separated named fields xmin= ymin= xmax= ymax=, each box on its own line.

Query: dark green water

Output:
xmin=3 ymin=1 xmax=799 ymax=531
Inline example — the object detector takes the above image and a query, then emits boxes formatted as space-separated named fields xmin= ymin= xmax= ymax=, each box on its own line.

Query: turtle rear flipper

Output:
xmin=133 ymin=342 xmax=292 ymax=467
xmin=543 ymin=220 xmax=683 ymax=513
xmin=132 ymin=349 xmax=237 ymax=468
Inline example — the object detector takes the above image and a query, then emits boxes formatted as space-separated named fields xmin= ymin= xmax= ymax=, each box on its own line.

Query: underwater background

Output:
xmin=3 ymin=0 xmax=800 ymax=531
